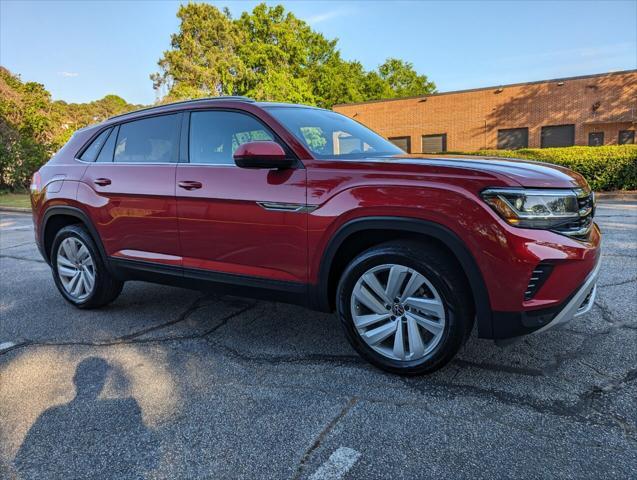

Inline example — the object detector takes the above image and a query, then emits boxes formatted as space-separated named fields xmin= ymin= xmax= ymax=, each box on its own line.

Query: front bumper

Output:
xmin=490 ymin=244 xmax=602 ymax=340
xmin=532 ymin=251 xmax=601 ymax=335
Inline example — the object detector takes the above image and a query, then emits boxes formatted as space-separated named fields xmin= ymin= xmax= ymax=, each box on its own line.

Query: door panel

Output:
xmin=176 ymin=166 xmax=307 ymax=282
xmin=80 ymin=164 xmax=180 ymax=263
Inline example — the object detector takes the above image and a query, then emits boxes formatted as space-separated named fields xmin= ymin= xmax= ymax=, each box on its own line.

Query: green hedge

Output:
xmin=450 ymin=145 xmax=637 ymax=191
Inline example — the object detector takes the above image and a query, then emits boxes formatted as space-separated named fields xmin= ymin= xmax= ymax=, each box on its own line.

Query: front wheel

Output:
xmin=336 ymin=240 xmax=474 ymax=375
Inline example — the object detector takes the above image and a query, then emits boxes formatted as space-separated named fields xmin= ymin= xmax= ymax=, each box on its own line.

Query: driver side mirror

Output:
xmin=233 ymin=141 xmax=294 ymax=169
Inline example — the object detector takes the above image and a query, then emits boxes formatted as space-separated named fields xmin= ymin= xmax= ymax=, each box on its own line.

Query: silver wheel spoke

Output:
xmin=62 ymin=240 xmax=76 ymax=262
xmin=400 ymin=271 xmax=426 ymax=301
xmin=406 ymin=316 xmax=425 ymax=358
xmin=362 ymin=272 xmax=391 ymax=304
xmin=351 ymin=262 xmax=447 ymax=363
xmin=405 ymin=297 xmax=444 ymax=319
xmin=354 ymin=285 xmax=388 ymax=314
xmin=354 ymin=313 xmax=391 ymax=329
xmin=386 ymin=265 xmax=408 ymax=300
xmin=76 ymin=244 xmax=90 ymax=262
xmin=408 ymin=311 xmax=444 ymax=335
xmin=58 ymin=266 xmax=77 ymax=278
xmin=392 ymin=322 xmax=405 ymax=360
xmin=364 ymin=320 xmax=397 ymax=345
xmin=83 ymin=267 xmax=95 ymax=291
xmin=57 ymin=255 xmax=75 ymax=268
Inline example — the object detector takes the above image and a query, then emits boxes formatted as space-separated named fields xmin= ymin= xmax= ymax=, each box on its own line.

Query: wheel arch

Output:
xmin=41 ymin=206 xmax=109 ymax=268
xmin=312 ymin=217 xmax=494 ymax=338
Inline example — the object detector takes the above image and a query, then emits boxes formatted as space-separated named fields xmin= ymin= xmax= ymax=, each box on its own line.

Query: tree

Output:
xmin=150 ymin=3 xmax=247 ymax=99
xmin=0 ymin=67 xmax=137 ymax=190
xmin=152 ymin=3 xmax=436 ymax=107
xmin=378 ymin=58 xmax=436 ymax=98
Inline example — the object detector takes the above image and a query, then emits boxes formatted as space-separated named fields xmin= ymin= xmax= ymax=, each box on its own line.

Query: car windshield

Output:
xmin=265 ymin=106 xmax=403 ymax=159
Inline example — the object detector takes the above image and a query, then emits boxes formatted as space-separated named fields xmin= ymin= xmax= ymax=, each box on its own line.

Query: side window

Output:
xmin=114 ymin=114 xmax=180 ymax=164
xmin=189 ymin=111 xmax=278 ymax=165
xmin=96 ymin=127 xmax=117 ymax=162
xmin=79 ymin=128 xmax=111 ymax=162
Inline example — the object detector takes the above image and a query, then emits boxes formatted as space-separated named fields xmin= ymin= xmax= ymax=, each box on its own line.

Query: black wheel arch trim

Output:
xmin=40 ymin=206 xmax=111 ymax=270
xmin=312 ymin=216 xmax=494 ymax=338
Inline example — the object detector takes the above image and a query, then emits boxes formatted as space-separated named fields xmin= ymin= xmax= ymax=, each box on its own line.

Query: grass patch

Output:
xmin=0 ymin=192 xmax=31 ymax=209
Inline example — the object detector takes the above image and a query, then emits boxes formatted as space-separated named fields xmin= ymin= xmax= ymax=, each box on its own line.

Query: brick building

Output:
xmin=333 ymin=70 xmax=637 ymax=153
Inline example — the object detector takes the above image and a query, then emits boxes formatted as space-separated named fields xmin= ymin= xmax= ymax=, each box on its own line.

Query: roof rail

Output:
xmin=108 ymin=96 xmax=256 ymax=121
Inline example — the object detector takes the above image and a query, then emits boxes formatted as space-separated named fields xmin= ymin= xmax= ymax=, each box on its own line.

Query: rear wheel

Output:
xmin=51 ymin=225 xmax=123 ymax=309
xmin=336 ymin=240 xmax=473 ymax=375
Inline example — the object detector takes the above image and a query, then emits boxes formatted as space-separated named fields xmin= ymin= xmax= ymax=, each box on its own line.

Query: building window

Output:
xmin=619 ymin=130 xmax=635 ymax=145
xmin=422 ymin=134 xmax=447 ymax=153
xmin=540 ymin=124 xmax=575 ymax=148
xmin=588 ymin=132 xmax=604 ymax=146
xmin=497 ymin=128 xmax=528 ymax=150
xmin=388 ymin=136 xmax=411 ymax=153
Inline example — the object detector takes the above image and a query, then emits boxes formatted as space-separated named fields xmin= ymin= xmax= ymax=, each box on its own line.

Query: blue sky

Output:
xmin=1 ymin=0 xmax=635 ymax=105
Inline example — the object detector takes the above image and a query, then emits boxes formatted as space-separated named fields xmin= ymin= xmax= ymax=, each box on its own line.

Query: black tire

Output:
xmin=50 ymin=224 xmax=123 ymax=309
xmin=336 ymin=240 xmax=474 ymax=375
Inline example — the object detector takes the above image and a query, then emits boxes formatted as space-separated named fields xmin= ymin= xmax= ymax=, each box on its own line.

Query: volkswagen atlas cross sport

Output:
xmin=30 ymin=96 xmax=601 ymax=375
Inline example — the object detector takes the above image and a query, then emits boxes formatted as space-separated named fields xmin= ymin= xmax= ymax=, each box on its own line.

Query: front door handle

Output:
xmin=178 ymin=180 xmax=203 ymax=190
xmin=94 ymin=178 xmax=111 ymax=186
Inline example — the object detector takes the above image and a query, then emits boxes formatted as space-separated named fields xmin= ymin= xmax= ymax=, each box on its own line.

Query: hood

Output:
xmin=377 ymin=155 xmax=589 ymax=189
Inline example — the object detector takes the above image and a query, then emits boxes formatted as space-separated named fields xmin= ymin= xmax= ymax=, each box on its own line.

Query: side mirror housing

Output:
xmin=233 ymin=141 xmax=294 ymax=169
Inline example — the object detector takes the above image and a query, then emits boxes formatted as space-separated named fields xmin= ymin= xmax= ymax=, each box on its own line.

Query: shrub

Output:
xmin=451 ymin=145 xmax=637 ymax=191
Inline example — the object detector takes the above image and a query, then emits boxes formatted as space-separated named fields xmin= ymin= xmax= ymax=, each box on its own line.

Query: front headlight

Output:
xmin=481 ymin=188 xmax=591 ymax=231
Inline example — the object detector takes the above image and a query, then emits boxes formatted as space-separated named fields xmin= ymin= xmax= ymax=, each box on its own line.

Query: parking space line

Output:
xmin=0 ymin=341 xmax=16 ymax=352
xmin=309 ymin=447 xmax=361 ymax=480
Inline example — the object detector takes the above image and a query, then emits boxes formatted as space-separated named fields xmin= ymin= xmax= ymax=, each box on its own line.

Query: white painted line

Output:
xmin=309 ymin=447 xmax=361 ymax=480
xmin=0 ymin=341 xmax=16 ymax=352
xmin=0 ymin=226 xmax=32 ymax=231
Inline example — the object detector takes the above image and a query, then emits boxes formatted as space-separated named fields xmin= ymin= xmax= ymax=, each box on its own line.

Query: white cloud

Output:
xmin=58 ymin=71 xmax=79 ymax=78
xmin=306 ymin=8 xmax=351 ymax=25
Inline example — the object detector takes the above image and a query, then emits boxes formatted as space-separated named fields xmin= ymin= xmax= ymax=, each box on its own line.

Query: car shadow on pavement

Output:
xmin=13 ymin=357 xmax=160 ymax=480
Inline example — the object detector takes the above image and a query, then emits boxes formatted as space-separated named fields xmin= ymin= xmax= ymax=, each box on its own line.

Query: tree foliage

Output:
xmin=0 ymin=67 xmax=137 ymax=190
xmin=152 ymin=3 xmax=436 ymax=107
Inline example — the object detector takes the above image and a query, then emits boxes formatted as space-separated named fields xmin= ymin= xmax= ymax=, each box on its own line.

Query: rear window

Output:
xmin=114 ymin=114 xmax=180 ymax=163
xmin=79 ymin=128 xmax=112 ymax=162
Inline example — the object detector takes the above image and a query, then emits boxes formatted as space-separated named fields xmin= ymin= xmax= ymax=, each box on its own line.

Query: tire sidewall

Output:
xmin=51 ymin=226 xmax=101 ymax=307
xmin=337 ymin=244 xmax=467 ymax=375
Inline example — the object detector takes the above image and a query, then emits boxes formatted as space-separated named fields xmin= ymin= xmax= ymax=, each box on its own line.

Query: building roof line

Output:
xmin=332 ymin=69 xmax=637 ymax=108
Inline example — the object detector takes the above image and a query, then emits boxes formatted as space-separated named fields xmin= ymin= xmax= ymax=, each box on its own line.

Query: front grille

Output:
xmin=524 ymin=263 xmax=553 ymax=301
xmin=553 ymin=191 xmax=595 ymax=239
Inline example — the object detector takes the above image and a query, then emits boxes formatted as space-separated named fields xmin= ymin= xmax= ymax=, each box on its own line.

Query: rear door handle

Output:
xmin=94 ymin=178 xmax=111 ymax=186
xmin=178 ymin=180 xmax=203 ymax=190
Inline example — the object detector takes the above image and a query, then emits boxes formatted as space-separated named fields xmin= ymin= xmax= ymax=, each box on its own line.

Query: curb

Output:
xmin=0 ymin=206 xmax=32 ymax=214
xmin=595 ymin=191 xmax=637 ymax=200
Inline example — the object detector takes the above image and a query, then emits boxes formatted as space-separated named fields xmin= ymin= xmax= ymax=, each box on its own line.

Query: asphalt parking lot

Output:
xmin=1 ymin=199 xmax=636 ymax=479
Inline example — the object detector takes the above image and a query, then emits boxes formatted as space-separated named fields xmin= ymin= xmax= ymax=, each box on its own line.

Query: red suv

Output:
xmin=30 ymin=97 xmax=601 ymax=374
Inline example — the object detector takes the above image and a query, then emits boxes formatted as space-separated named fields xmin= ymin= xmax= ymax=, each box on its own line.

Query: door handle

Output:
xmin=178 ymin=180 xmax=203 ymax=190
xmin=94 ymin=178 xmax=111 ymax=186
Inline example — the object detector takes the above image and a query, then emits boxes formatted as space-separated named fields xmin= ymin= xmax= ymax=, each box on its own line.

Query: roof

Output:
xmin=333 ymin=69 xmax=637 ymax=108
xmin=107 ymin=96 xmax=256 ymax=122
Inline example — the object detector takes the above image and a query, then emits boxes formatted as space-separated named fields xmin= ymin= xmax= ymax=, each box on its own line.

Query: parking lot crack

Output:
xmin=598 ymin=276 xmax=637 ymax=288
xmin=0 ymin=254 xmax=46 ymax=264
xmin=0 ymin=302 xmax=257 ymax=357
xmin=292 ymin=396 xmax=358 ymax=480
xmin=453 ymin=359 xmax=544 ymax=377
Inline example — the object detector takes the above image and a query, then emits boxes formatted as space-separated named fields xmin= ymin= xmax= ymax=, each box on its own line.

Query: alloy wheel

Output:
xmin=350 ymin=263 xmax=446 ymax=361
xmin=56 ymin=237 xmax=96 ymax=301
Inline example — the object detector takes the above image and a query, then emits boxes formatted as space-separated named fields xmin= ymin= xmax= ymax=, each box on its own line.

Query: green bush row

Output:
xmin=451 ymin=145 xmax=637 ymax=191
